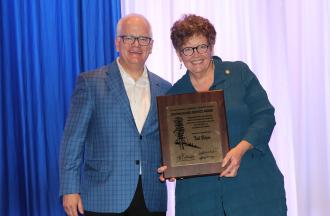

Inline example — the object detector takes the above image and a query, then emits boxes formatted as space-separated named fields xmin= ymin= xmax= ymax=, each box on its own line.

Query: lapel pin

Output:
xmin=225 ymin=69 xmax=231 ymax=75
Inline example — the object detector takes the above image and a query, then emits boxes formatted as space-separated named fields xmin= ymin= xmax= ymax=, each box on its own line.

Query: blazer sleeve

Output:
xmin=59 ymin=74 xmax=94 ymax=196
xmin=242 ymin=65 xmax=276 ymax=153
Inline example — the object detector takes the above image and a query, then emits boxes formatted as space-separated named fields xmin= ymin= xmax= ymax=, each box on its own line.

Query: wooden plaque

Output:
xmin=157 ymin=90 xmax=229 ymax=178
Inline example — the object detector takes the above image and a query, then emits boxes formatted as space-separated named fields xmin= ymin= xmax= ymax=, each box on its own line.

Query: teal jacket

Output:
xmin=168 ymin=56 xmax=287 ymax=216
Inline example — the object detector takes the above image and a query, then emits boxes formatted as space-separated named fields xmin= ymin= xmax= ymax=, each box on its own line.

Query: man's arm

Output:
xmin=59 ymin=74 xmax=94 ymax=214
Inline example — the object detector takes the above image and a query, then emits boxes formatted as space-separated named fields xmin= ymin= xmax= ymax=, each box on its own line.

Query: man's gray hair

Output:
xmin=116 ymin=13 xmax=153 ymax=37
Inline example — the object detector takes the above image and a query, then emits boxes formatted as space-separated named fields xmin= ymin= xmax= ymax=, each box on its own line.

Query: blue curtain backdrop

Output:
xmin=0 ymin=1 xmax=121 ymax=215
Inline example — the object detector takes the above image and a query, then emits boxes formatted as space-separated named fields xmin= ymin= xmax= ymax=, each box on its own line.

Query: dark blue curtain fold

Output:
xmin=0 ymin=1 xmax=121 ymax=215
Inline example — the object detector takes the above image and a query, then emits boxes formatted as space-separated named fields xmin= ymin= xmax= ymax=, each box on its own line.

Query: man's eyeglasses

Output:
xmin=119 ymin=35 xmax=152 ymax=46
xmin=181 ymin=44 xmax=209 ymax=56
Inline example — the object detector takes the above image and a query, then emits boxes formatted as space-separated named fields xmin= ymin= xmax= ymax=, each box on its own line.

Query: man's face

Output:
xmin=116 ymin=17 xmax=153 ymax=71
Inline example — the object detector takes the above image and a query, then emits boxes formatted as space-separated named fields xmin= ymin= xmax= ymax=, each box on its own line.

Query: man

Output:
xmin=59 ymin=14 xmax=171 ymax=216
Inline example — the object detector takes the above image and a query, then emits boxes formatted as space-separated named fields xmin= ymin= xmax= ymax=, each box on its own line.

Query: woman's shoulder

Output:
xmin=167 ymin=73 xmax=191 ymax=95
xmin=215 ymin=57 xmax=250 ymax=72
xmin=214 ymin=56 xmax=255 ymax=81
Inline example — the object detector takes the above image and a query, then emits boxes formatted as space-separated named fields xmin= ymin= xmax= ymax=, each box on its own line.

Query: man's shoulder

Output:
xmin=148 ymin=71 xmax=172 ymax=88
xmin=79 ymin=62 xmax=117 ymax=79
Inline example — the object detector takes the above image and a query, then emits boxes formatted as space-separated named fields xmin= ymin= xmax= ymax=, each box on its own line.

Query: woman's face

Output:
xmin=177 ymin=35 xmax=213 ymax=76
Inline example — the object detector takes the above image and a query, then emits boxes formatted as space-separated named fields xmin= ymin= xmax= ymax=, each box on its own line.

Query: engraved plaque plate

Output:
xmin=157 ymin=90 xmax=229 ymax=178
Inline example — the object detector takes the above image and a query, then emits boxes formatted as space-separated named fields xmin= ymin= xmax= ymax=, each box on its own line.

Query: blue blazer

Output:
xmin=59 ymin=61 xmax=171 ymax=213
xmin=169 ymin=56 xmax=287 ymax=216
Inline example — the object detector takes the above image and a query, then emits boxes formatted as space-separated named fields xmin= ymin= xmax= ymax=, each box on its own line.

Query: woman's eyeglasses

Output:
xmin=181 ymin=44 xmax=209 ymax=56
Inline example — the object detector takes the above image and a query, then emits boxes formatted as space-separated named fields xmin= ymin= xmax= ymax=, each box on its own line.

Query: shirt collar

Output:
xmin=116 ymin=57 xmax=148 ymax=82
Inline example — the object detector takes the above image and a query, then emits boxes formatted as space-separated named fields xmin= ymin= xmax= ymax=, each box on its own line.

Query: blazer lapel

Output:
xmin=142 ymin=71 xmax=161 ymax=134
xmin=210 ymin=56 xmax=231 ymax=90
xmin=105 ymin=62 xmax=136 ymax=128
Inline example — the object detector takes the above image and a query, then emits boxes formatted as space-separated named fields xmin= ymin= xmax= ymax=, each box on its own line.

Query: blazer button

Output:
xmin=135 ymin=160 xmax=140 ymax=165
xmin=140 ymin=135 xmax=142 ymax=140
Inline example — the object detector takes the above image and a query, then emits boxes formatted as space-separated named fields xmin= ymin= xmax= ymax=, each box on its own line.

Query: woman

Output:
xmin=159 ymin=14 xmax=287 ymax=215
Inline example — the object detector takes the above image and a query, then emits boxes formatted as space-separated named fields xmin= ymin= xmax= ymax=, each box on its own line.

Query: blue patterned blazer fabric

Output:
xmin=59 ymin=61 xmax=171 ymax=213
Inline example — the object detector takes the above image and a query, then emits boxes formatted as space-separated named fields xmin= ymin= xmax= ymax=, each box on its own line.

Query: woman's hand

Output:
xmin=220 ymin=140 xmax=252 ymax=177
xmin=157 ymin=166 xmax=176 ymax=182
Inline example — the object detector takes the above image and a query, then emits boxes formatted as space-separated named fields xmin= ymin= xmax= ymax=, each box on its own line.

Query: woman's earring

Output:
xmin=180 ymin=62 xmax=182 ymax=69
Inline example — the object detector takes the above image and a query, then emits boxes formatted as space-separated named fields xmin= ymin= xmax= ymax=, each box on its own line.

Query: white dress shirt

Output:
xmin=117 ymin=58 xmax=151 ymax=134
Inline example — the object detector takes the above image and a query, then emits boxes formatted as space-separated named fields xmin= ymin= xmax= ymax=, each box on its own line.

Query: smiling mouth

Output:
xmin=129 ymin=50 xmax=143 ymax=55
xmin=191 ymin=59 xmax=204 ymax=64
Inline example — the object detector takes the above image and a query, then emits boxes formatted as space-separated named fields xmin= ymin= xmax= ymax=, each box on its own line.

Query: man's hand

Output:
xmin=220 ymin=140 xmax=252 ymax=177
xmin=157 ymin=166 xmax=176 ymax=182
xmin=63 ymin=193 xmax=84 ymax=216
